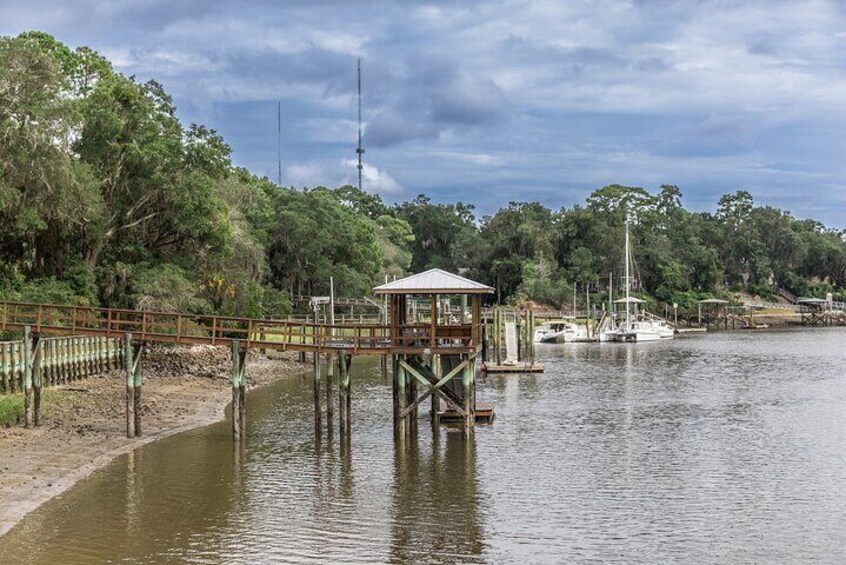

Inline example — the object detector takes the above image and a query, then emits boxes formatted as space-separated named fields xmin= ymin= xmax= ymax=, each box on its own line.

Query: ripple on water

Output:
xmin=0 ymin=328 xmax=845 ymax=563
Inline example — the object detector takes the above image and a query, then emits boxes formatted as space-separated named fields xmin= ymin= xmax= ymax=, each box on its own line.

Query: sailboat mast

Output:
xmin=609 ymin=271 xmax=613 ymax=315
xmin=625 ymin=217 xmax=631 ymax=327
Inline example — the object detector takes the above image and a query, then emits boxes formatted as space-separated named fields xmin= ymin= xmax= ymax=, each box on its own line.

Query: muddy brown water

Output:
xmin=1 ymin=328 xmax=845 ymax=563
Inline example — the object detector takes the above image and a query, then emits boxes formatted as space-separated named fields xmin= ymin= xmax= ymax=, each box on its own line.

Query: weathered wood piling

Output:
xmin=231 ymin=340 xmax=247 ymax=441
xmin=124 ymin=333 xmax=144 ymax=438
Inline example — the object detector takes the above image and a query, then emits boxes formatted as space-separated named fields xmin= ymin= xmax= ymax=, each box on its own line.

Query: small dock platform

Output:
xmin=483 ymin=363 xmax=545 ymax=373
xmin=675 ymin=328 xmax=707 ymax=334
xmin=439 ymin=401 xmax=495 ymax=424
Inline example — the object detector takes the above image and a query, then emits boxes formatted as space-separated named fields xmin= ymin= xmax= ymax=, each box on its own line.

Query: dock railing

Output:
xmin=0 ymin=301 xmax=478 ymax=355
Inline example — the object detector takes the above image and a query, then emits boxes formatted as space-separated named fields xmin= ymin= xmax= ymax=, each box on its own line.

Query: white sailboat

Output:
xmin=608 ymin=219 xmax=674 ymax=343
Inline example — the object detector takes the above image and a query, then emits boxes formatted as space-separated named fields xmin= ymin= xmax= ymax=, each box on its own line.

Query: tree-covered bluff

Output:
xmin=2 ymin=33 xmax=844 ymax=317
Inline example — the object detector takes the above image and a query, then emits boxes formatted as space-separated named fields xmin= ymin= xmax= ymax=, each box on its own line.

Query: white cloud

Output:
xmin=341 ymin=159 xmax=404 ymax=195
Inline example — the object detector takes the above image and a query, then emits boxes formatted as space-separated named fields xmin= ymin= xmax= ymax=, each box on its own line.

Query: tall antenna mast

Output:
xmin=356 ymin=58 xmax=365 ymax=191
xmin=277 ymin=100 xmax=282 ymax=186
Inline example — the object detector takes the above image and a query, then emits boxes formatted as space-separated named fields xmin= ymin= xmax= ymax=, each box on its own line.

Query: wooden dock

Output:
xmin=0 ymin=268 xmax=504 ymax=442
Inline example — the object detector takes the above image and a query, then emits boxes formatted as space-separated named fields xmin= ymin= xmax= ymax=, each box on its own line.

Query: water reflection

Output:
xmin=1 ymin=329 xmax=846 ymax=563
xmin=390 ymin=431 xmax=484 ymax=564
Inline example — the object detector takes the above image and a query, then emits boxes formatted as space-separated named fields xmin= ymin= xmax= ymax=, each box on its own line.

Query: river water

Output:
xmin=1 ymin=328 xmax=845 ymax=564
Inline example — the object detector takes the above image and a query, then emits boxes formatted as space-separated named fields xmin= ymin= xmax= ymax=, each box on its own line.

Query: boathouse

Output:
xmin=374 ymin=268 xmax=494 ymax=434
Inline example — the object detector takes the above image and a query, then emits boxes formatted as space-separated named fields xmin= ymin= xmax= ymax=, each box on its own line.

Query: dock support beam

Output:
xmin=124 ymin=333 xmax=144 ymax=438
xmin=231 ymin=340 xmax=247 ymax=441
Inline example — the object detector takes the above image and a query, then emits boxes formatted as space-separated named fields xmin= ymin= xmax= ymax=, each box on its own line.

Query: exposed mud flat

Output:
xmin=0 ymin=345 xmax=306 ymax=536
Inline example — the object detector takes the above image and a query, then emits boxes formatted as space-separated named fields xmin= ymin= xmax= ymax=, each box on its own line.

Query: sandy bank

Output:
xmin=0 ymin=345 xmax=306 ymax=537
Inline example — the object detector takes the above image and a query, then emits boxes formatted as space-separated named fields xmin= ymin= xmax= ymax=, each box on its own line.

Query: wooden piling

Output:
xmin=1 ymin=343 xmax=9 ymax=393
xmin=312 ymin=352 xmax=321 ymax=434
xmin=462 ymin=354 xmax=475 ymax=436
xmin=10 ymin=341 xmax=16 ymax=391
xmin=337 ymin=350 xmax=352 ymax=436
xmin=407 ymin=361 xmax=417 ymax=436
xmin=231 ymin=340 xmax=247 ymax=441
xmin=326 ymin=352 xmax=335 ymax=426
xmin=23 ymin=326 xmax=32 ymax=428
xmin=32 ymin=333 xmax=42 ymax=426
xmin=394 ymin=356 xmax=407 ymax=437
xmin=134 ymin=342 xmax=142 ymax=436
xmin=124 ymin=333 xmax=143 ymax=438
xmin=430 ymin=354 xmax=441 ymax=426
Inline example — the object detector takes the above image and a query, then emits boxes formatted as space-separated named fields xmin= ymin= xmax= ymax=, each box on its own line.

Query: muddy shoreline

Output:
xmin=0 ymin=345 xmax=307 ymax=537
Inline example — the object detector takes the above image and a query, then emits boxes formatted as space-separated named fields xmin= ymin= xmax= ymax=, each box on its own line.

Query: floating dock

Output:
xmin=483 ymin=363 xmax=545 ymax=374
xmin=439 ymin=401 xmax=495 ymax=424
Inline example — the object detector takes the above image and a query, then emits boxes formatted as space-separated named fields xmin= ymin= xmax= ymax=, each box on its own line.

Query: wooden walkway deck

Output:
xmin=0 ymin=300 xmax=479 ymax=356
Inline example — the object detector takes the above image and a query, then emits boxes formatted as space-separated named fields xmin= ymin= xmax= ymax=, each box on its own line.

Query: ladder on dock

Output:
xmin=504 ymin=322 xmax=519 ymax=363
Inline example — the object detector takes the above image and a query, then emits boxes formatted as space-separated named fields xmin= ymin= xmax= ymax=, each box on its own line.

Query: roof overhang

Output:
xmin=374 ymin=268 xmax=494 ymax=295
xmin=614 ymin=297 xmax=646 ymax=304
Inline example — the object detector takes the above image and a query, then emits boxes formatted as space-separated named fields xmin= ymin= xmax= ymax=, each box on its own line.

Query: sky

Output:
xmin=2 ymin=0 xmax=845 ymax=225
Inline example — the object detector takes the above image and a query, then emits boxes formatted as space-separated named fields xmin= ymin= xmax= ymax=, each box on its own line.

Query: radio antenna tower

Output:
xmin=356 ymin=58 xmax=365 ymax=191
xmin=277 ymin=101 xmax=282 ymax=186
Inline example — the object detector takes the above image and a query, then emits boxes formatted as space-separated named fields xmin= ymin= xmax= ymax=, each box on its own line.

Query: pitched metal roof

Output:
xmin=614 ymin=296 xmax=646 ymax=304
xmin=698 ymin=298 xmax=730 ymax=304
xmin=374 ymin=268 xmax=494 ymax=295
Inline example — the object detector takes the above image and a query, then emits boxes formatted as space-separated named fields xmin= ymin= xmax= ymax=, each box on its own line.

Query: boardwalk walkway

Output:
xmin=0 ymin=300 xmax=477 ymax=356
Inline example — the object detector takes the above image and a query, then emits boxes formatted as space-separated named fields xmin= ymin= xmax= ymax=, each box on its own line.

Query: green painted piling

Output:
xmin=124 ymin=333 xmax=136 ymax=438
xmin=32 ymin=334 xmax=42 ymax=426
xmin=133 ymin=341 xmax=142 ymax=436
xmin=231 ymin=340 xmax=247 ymax=441
xmin=326 ymin=352 xmax=335 ymax=426
xmin=337 ymin=350 xmax=351 ymax=436
xmin=462 ymin=354 xmax=475 ymax=437
xmin=312 ymin=353 xmax=321 ymax=434
xmin=394 ymin=357 xmax=407 ymax=437
xmin=1 ymin=343 xmax=9 ymax=393
xmin=231 ymin=340 xmax=241 ymax=441
xmin=23 ymin=327 xmax=32 ymax=428
xmin=431 ymin=354 xmax=441 ymax=426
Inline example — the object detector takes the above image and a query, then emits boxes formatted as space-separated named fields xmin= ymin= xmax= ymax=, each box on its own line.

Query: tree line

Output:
xmin=2 ymin=33 xmax=844 ymax=318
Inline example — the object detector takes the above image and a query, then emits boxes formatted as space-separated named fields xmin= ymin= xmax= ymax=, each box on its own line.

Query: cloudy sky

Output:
xmin=2 ymin=0 xmax=845 ymax=225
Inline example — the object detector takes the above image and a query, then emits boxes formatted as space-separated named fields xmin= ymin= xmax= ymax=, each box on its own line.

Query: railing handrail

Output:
xmin=0 ymin=300 xmax=481 ymax=354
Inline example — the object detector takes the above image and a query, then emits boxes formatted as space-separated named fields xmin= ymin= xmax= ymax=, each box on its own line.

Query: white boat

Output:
xmin=533 ymin=321 xmax=587 ymax=343
xmin=608 ymin=219 xmax=674 ymax=343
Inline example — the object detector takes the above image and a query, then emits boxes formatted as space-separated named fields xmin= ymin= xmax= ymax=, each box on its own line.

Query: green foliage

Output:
xmin=395 ymin=195 xmax=478 ymax=272
xmin=15 ymin=277 xmax=94 ymax=306
xmin=1 ymin=32 xmax=844 ymax=318
xmin=129 ymin=264 xmax=211 ymax=313
xmin=267 ymin=189 xmax=384 ymax=298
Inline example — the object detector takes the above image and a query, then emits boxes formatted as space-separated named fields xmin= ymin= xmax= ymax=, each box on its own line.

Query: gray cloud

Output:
xmin=0 ymin=0 xmax=844 ymax=225
xmin=366 ymin=56 xmax=508 ymax=147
